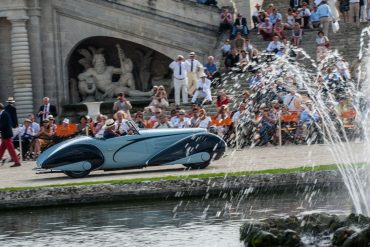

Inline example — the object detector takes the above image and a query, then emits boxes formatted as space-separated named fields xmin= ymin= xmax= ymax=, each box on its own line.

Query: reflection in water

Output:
xmin=0 ymin=191 xmax=351 ymax=247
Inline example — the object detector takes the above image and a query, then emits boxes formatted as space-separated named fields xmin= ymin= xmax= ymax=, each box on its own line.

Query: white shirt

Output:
xmin=194 ymin=78 xmax=212 ymax=101
xmin=169 ymin=61 xmax=189 ymax=79
xmin=31 ymin=122 xmax=40 ymax=134
xmin=13 ymin=125 xmax=35 ymax=139
xmin=185 ymin=59 xmax=202 ymax=73
xmin=232 ymin=111 xmax=243 ymax=125
xmin=300 ymin=8 xmax=311 ymax=17
xmin=198 ymin=117 xmax=211 ymax=129
xmin=287 ymin=15 xmax=295 ymax=26
xmin=267 ymin=41 xmax=283 ymax=52
xmin=173 ymin=117 xmax=190 ymax=128
xmin=115 ymin=120 xmax=129 ymax=134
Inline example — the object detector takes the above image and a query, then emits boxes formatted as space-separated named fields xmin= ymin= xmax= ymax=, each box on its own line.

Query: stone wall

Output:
xmin=0 ymin=170 xmax=344 ymax=209
xmin=0 ymin=0 xmax=220 ymax=117
xmin=0 ymin=18 xmax=12 ymax=102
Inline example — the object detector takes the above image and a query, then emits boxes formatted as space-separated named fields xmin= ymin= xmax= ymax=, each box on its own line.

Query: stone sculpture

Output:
xmin=76 ymin=45 xmax=152 ymax=102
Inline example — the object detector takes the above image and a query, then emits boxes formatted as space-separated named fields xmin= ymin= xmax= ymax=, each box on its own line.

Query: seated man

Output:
xmin=103 ymin=119 xmax=120 ymax=139
xmin=218 ymin=8 xmax=233 ymax=33
xmin=224 ymin=48 xmax=239 ymax=70
xmin=204 ymin=56 xmax=220 ymax=86
xmin=13 ymin=118 xmax=35 ymax=160
xmin=269 ymin=8 xmax=283 ymax=26
xmin=309 ymin=5 xmax=320 ymax=28
xmin=232 ymin=32 xmax=245 ymax=51
xmin=192 ymin=73 xmax=212 ymax=104
xmin=299 ymin=2 xmax=311 ymax=28
xmin=232 ymin=13 xmax=249 ymax=38
xmin=259 ymin=18 xmax=273 ymax=41
xmin=266 ymin=36 xmax=284 ymax=53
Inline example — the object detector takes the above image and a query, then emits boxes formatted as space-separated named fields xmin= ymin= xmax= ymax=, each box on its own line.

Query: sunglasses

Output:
xmin=155 ymin=112 xmax=161 ymax=114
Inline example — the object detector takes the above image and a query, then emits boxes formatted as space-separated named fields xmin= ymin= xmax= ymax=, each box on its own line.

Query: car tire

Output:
xmin=64 ymin=170 xmax=91 ymax=178
xmin=183 ymin=161 xmax=210 ymax=170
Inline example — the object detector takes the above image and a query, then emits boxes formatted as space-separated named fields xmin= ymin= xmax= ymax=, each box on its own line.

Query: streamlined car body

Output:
xmin=35 ymin=122 xmax=226 ymax=178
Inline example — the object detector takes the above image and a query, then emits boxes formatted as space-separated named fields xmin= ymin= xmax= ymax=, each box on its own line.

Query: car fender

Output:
xmin=146 ymin=133 xmax=226 ymax=165
xmin=39 ymin=144 xmax=105 ymax=170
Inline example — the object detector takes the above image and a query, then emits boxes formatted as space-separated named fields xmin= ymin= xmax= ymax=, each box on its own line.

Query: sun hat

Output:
xmin=103 ymin=119 xmax=115 ymax=130
xmin=6 ymin=97 xmax=15 ymax=103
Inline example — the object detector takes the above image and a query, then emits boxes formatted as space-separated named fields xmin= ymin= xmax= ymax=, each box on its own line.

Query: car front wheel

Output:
xmin=64 ymin=170 xmax=91 ymax=178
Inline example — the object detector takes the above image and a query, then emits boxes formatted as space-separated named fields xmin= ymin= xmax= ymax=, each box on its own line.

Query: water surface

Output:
xmin=0 ymin=191 xmax=351 ymax=247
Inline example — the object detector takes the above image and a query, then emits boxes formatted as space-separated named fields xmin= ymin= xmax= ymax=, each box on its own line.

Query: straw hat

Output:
xmin=103 ymin=119 xmax=115 ymax=130
xmin=6 ymin=97 xmax=15 ymax=103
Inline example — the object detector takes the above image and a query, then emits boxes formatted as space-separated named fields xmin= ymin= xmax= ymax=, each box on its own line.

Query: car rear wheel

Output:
xmin=183 ymin=161 xmax=210 ymax=170
xmin=64 ymin=170 xmax=91 ymax=178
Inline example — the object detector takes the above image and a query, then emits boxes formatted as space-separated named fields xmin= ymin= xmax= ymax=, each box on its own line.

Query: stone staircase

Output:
xmin=253 ymin=0 xmax=370 ymax=64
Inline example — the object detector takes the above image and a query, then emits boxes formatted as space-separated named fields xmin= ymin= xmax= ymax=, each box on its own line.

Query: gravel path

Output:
xmin=0 ymin=143 xmax=368 ymax=189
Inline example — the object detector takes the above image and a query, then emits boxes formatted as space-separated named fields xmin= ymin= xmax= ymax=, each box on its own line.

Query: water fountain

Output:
xmin=230 ymin=26 xmax=370 ymax=245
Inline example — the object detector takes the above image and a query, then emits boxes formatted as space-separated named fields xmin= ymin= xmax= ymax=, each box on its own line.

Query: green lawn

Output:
xmin=0 ymin=164 xmax=343 ymax=191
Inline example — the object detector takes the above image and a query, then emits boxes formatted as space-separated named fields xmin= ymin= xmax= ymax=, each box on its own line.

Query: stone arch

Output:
xmin=66 ymin=36 xmax=172 ymax=103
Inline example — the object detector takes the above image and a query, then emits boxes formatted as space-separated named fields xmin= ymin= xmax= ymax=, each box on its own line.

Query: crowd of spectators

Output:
xmin=5 ymin=0 xmax=367 ymax=163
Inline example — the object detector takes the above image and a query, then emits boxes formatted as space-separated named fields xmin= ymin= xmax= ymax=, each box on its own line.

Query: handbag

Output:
xmin=332 ymin=21 xmax=339 ymax=33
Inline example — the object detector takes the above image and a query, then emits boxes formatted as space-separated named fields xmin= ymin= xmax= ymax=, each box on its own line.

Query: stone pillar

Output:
xmin=9 ymin=18 xmax=34 ymax=120
xmin=28 ymin=0 xmax=44 ymax=113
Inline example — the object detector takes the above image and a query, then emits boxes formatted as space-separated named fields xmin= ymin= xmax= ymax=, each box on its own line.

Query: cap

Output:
xmin=189 ymin=52 xmax=196 ymax=56
xmin=103 ymin=119 xmax=115 ymax=130
xmin=62 ymin=118 xmax=70 ymax=124
xmin=199 ymin=72 xmax=207 ymax=78
xmin=176 ymin=55 xmax=184 ymax=60
xmin=48 ymin=115 xmax=54 ymax=120
xmin=24 ymin=118 xmax=32 ymax=123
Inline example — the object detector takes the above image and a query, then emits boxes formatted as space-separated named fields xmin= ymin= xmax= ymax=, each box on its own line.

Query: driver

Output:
xmin=103 ymin=119 xmax=120 ymax=139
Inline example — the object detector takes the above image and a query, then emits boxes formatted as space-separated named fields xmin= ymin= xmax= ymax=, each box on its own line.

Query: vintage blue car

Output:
xmin=35 ymin=122 xmax=226 ymax=178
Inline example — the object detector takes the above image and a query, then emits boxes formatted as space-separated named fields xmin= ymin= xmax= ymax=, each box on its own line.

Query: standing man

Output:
xmin=252 ymin=3 xmax=262 ymax=29
xmin=4 ymin=97 xmax=18 ymax=128
xmin=169 ymin=55 xmax=189 ymax=106
xmin=0 ymin=103 xmax=21 ymax=167
xmin=349 ymin=0 xmax=360 ymax=27
xmin=186 ymin=52 xmax=202 ymax=97
xmin=113 ymin=92 xmax=132 ymax=119
xmin=317 ymin=0 xmax=335 ymax=36
xmin=38 ymin=97 xmax=57 ymax=124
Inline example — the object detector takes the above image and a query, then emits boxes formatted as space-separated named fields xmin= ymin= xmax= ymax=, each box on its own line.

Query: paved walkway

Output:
xmin=0 ymin=143 xmax=368 ymax=189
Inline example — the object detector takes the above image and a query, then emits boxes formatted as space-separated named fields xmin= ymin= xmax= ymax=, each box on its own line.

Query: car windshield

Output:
xmin=126 ymin=120 xmax=140 ymax=135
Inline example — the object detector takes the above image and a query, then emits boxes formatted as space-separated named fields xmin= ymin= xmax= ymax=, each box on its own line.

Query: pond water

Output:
xmin=0 ymin=190 xmax=351 ymax=247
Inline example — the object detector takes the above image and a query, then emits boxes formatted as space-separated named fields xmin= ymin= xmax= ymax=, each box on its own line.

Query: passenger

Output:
xmin=152 ymin=114 xmax=173 ymax=128
xmin=103 ymin=119 xmax=119 ymax=139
